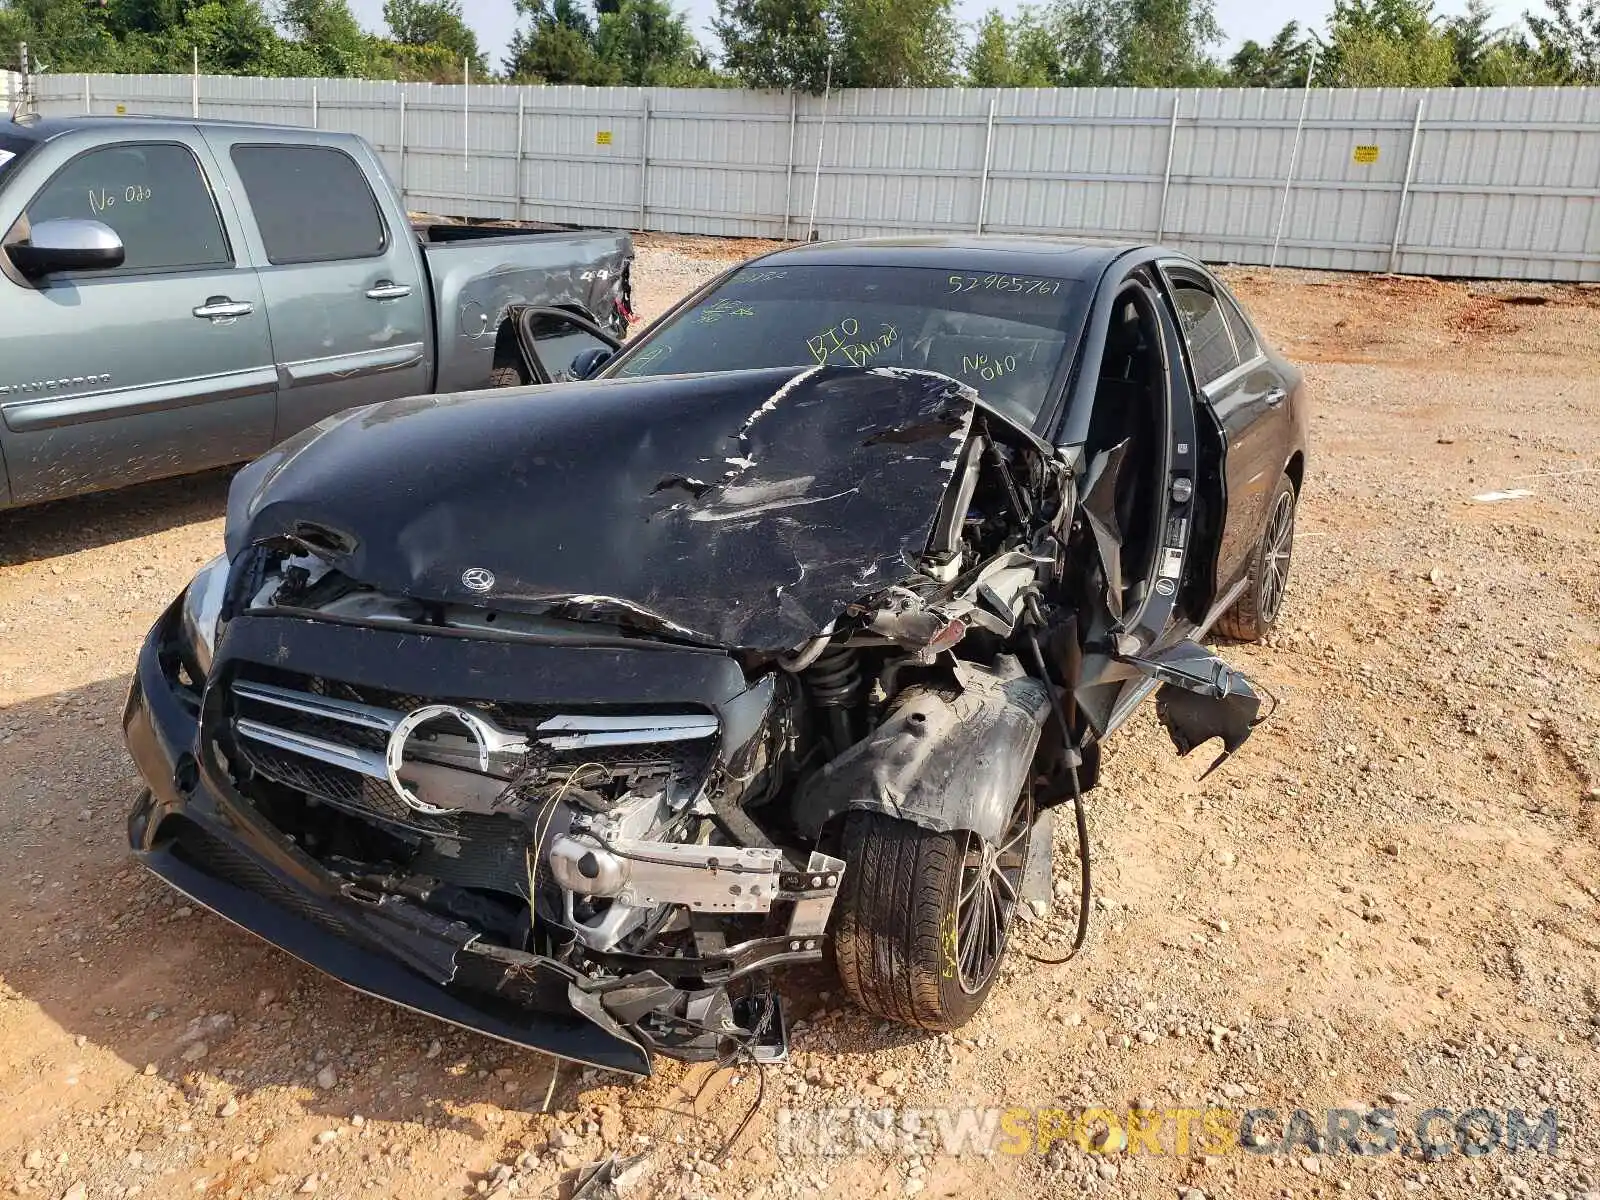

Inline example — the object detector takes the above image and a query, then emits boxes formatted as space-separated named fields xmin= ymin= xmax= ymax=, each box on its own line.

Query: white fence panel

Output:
xmin=26 ymin=74 xmax=1600 ymax=280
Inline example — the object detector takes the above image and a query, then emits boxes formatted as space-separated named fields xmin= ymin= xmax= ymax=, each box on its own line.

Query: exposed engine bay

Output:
xmin=132 ymin=360 xmax=1268 ymax=1070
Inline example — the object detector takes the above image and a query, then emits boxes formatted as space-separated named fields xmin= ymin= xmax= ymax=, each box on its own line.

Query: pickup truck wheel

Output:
xmin=1216 ymin=472 xmax=1297 ymax=643
xmin=489 ymin=363 xmax=526 ymax=388
xmin=833 ymin=783 xmax=1031 ymax=1031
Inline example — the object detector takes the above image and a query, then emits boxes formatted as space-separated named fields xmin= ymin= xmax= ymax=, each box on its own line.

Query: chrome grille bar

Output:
xmin=235 ymin=717 xmax=388 ymax=779
xmin=537 ymin=714 xmax=721 ymax=734
xmin=233 ymin=680 xmax=402 ymax=733
xmin=231 ymin=680 xmax=721 ymax=789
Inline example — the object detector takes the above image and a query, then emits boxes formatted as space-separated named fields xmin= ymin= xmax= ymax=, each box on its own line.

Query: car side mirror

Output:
xmin=514 ymin=306 xmax=623 ymax=385
xmin=570 ymin=345 xmax=615 ymax=379
xmin=7 ymin=219 xmax=125 ymax=279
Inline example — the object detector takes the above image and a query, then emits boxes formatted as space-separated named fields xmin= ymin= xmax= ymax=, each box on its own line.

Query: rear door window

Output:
xmin=1170 ymin=282 xmax=1240 ymax=388
xmin=230 ymin=144 xmax=388 ymax=265
xmin=1217 ymin=287 xmax=1261 ymax=363
xmin=23 ymin=141 xmax=230 ymax=272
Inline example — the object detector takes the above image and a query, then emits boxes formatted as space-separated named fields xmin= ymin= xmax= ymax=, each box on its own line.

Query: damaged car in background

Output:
xmin=124 ymin=237 xmax=1308 ymax=1075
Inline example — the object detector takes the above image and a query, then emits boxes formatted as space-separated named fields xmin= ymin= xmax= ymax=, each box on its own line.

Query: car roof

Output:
xmin=748 ymin=235 xmax=1149 ymax=279
xmin=2 ymin=113 xmax=357 ymax=145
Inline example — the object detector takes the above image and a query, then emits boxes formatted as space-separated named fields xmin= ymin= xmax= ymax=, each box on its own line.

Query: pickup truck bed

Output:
xmin=0 ymin=115 xmax=633 ymax=510
xmin=418 ymin=226 xmax=632 ymax=394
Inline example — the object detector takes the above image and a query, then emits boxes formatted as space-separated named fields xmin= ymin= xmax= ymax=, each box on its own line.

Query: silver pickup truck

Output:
xmin=0 ymin=115 xmax=633 ymax=510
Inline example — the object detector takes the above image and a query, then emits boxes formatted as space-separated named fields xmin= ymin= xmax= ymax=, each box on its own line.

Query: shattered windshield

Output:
xmin=610 ymin=263 xmax=1089 ymax=428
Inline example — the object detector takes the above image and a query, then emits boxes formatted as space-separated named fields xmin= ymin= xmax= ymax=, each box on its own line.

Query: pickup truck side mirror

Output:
xmin=8 ymin=219 xmax=125 ymax=279
xmin=514 ymin=306 xmax=623 ymax=385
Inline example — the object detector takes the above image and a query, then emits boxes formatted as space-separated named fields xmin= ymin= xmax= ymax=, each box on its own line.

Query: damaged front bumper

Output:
xmin=123 ymin=602 xmax=817 ymax=1075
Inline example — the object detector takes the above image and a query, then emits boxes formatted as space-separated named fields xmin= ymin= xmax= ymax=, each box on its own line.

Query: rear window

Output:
xmin=1170 ymin=282 xmax=1240 ymax=387
xmin=610 ymin=263 xmax=1089 ymax=428
xmin=1218 ymin=288 xmax=1261 ymax=362
xmin=230 ymin=143 xmax=387 ymax=265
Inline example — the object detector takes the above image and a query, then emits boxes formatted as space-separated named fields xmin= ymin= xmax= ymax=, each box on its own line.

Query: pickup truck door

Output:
xmin=0 ymin=132 xmax=276 ymax=506
xmin=202 ymin=132 xmax=432 ymax=441
xmin=1158 ymin=263 xmax=1291 ymax=602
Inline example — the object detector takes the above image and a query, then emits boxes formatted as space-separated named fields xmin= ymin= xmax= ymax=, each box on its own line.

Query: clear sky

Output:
xmin=349 ymin=0 xmax=1533 ymax=69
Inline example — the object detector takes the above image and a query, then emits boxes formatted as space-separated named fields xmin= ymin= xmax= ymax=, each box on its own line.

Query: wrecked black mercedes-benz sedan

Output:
xmin=125 ymin=237 xmax=1308 ymax=1074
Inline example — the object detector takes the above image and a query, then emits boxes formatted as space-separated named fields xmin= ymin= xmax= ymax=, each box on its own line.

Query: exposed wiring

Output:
xmin=539 ymin=1062 xmax=560 ymax=1114
xmin=1022 ymin=618 xmax=1092 ymax=964
xmin=643 ymin=995 xmax=774 ymax=1164
xmin=1024 ymin=755 xmax=1090 ymax=965
xmin=522 ymin=761 xmax=607 ymax=903
xmin=714 ymin=1057 xmax=767 ymax=1162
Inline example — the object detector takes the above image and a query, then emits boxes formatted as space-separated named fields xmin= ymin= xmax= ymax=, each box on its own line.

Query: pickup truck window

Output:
xmin=23 ymin=142 xmax=230 ymax=273
xmin=612 ymin=264 xmax=1087 ymax=427
xmin=231 ymin=144 xmax=388 ymax=266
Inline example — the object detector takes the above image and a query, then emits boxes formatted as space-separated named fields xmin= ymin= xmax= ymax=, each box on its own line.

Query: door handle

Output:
xmin=193 ymin=297 xmax=254 ymax=321
xmin=1264 ymin=388 xmax=1287 ymax=407
xmin=366 ymin=281 xmax=413 ymax=301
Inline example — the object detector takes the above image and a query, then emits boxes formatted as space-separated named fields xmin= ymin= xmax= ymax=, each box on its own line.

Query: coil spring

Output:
xmin=806 ymin=646 xmax=861 ymax=707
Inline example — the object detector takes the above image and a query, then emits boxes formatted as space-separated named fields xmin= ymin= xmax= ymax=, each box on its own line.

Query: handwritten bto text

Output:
xmin=808 ymin=318 xmax=899 ymax=367
xmin=87 ymin=184 xmax=152 ymax=215
xmin=948 ymin=274 xmax=1061 ymax=296
xmin=696 ymin=298 xmax=756 ymax=325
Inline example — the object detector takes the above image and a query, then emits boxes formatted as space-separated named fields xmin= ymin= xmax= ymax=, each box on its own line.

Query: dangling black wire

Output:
xmin=1023 ymin=618 xmax=1091 ymax=963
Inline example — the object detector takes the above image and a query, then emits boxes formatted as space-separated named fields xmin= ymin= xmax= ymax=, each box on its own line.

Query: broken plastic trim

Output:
xmin=1126 ymin=639 xmax=1265 ymax=778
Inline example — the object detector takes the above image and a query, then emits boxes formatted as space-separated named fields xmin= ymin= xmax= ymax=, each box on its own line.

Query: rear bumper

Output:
xmin=123 ymin=603 xmax=654 ymax=1074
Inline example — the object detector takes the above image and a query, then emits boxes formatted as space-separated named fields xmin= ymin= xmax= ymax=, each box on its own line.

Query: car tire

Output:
xmin=1216 ymin=471 xmax=1297 ymax=643
xmin=833 ymin=784 xmax=1031 ymax=1031
xmin=489 ymin=362 xmax=526 ymax=388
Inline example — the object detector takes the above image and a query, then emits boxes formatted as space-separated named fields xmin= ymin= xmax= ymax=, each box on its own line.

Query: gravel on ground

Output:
xmin=1 ymin=233 xmax=1597 ymax=1200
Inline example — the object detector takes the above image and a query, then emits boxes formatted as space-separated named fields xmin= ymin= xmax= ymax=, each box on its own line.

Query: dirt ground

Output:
xmin=2 ymin=234 xmax=1598 ymax=1200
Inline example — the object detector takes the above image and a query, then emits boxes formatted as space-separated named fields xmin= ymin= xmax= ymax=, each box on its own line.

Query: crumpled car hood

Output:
xmin=227 ymin=365 xmax=982 ymax=652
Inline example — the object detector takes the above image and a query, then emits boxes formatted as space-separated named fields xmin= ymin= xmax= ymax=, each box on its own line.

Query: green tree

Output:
xmin=1000 ymin=0 xmax=1221 ymax=86
xmin=715 ymin=0 xmax=959 ymax=88
xmin=1316 ymin=0 xmax=1456 ymax=85
xmin=195 ymin=2 xmax=275 ymax=69
xmin=832 ymin=0 xmax=960 ymax=85
xmin=506 ymin=0 xmax=613 ymax=82
xmin=1227 ymin=19 xmax=1314 ymax=85
xmin=1116 ymin=0 xmax=1223 ymax=83
xmin=1 ymin=0 xmax=126 ymax=72
xmin=594 ymin=0 xmax=708 ymax=83
xmin=963 ymin=8 xmax=1057 ymax=85
xmin=383 ymin=0 xmax=484 ymax=73
xmin=713 ymin=0 xmax=832 ymax=90
xmin=276 ymin=0 xmax=373 ymax=74
xmin=1525 ymin=0 xmax=1599 ymax=79
xmin=1444 ymin=0 xmax=1561 ymax=81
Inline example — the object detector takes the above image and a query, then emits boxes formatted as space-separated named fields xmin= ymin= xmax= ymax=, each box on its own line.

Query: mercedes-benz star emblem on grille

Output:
xmin=384 ymin=703 xmax=518 ymax=816
xmin=460 ymin=567 xmax=496 ymax=593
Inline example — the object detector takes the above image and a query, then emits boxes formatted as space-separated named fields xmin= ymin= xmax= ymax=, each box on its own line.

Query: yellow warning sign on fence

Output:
xmin=595 ymin=130 xmax=613 ymax=146
xmin=1353 ymin=144 xmax=1380 ymax=164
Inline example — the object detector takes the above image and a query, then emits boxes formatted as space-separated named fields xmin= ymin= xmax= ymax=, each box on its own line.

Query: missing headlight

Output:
xmin=179 ymin=553 xmax=230 ymax=679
